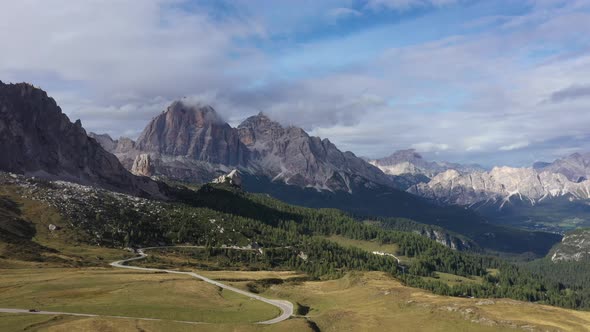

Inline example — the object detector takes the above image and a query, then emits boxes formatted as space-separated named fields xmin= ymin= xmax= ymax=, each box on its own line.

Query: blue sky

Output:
xmin=1 ymin=0 xmax=590 ymax=167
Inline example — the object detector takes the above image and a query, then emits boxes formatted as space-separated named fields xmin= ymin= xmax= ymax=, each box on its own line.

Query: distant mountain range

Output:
xmin=409 ymin=165 xmax=590 ymax=207
xmin=367 ymin=148 xmax=590 ymax=234
xmin=367 ymin=149 xmax=485 ymax=190
xmin=369 ymin=149 xmax=485 ymax=178
xmin=366 ymin=147 xmax=590 ymax=208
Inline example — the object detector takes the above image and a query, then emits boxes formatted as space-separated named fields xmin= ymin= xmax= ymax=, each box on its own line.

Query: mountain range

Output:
xmin=368 ymin=148 xmax=590 ymax=234
xmin=91 ymin=101 xmax=393 ymax=193
xmin=0 ymin=82 xmax=564 ymax=255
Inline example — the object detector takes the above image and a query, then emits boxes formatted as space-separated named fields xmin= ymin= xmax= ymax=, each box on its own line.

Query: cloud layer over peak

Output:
xmin=1 ymin=0 xmax=589 ymax=167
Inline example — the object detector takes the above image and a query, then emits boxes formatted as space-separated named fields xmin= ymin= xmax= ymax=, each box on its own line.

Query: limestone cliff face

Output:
xmin=417 ymin=228 xmax=473 ymax=251
xmin=102 ymin=101 xmax=251 ymax=183
xmin=0 ymin=81 xmax=163 ymax=198
xmin=136 ymin=101 xmax=249 ymax=166
xmin=237 ymin=113 xmax=392 ymax=192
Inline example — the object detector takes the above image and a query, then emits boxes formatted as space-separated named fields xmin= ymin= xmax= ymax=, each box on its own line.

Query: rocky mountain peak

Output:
xmin=135 ymin=101 xmax=248 ymax=166
xmin=0 ymin=81 xmax=163 ymax=198
xmin=538 ymin=152 xmax=590 ymax=183
xmin=164 ymin=101 xmax=223 ymax=127
xmin=375 ymin=149 xmax=424 ymax=166
xmin=238 ymin=112 xmax=287 ymax=147
xmin=236 ymin=112 xmax=392 ymax=192
xmin=89 ymin=133 xmax=118 ymax=152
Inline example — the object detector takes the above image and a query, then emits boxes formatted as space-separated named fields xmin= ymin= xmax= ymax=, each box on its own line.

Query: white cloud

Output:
xmin=1 ymin=0 xmax=590 ymax=167
xmin=328 ymin=7 xmax=363 ymax=19
xmin=411 ymin=142 xmax=450 ymax=153
xmin=365 ymin=0 xmax=457 ymax=11
xmin=499 ymin=142 xmax=530 ymax=151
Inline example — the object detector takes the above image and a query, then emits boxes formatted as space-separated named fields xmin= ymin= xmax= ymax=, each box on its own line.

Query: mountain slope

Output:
xmin=87 ymin=133 xmax=137 ymax=169
xmin=241 ymin=173 xmax=561 ymax=255
xmin=0 ymin=81 xmax=163 ymax=198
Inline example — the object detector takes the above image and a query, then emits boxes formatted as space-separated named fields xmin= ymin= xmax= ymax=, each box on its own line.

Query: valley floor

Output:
xmin=2 ymin=263 xmax=590 ymax=331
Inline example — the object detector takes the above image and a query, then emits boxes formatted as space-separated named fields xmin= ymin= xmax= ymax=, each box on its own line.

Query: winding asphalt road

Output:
xmin=110 ymin=248 xmax=293 ymax=324
xmin=0 ymin=247 xmax=293 ymax=325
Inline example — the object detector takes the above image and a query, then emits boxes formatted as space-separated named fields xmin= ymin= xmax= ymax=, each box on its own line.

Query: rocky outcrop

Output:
xmin=237 ymin=113 xmax=392 ymax=192
xmin=417 ymin=228 xmax=472 ymax=251
xmin=131 ymin=153 xmax=154 ymax=177
xmin=550 ymin=229 xmax=590 ymax=262
xmin=212 ymin=169 xmax=242 ymax=187
xmin=410 ymin=166 xmax=590 ymax=207
xmin=0 ymin=81 xmax=163 ymax=198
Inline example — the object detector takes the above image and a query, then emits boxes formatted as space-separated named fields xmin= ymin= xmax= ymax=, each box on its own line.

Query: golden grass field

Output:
xmin=198 ymin=269 xmax=590 ymax=332
xmin=4 ymin=268 xmax=590 ymax=331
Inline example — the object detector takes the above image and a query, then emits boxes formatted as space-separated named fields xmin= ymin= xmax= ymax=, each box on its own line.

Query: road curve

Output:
xmin=110 ymin=248 xmax=294 ymax=324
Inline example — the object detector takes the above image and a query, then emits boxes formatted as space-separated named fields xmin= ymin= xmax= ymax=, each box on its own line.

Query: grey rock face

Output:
xmin=551 ymin=229 xmax=590 ymax=262
xmin=131 ymin=153 xmax=154 ymax=177
xmin=237 ymin=113 xmax=392 ymax=192
xmin=537 ymin=153 xmax=590 ymax=183
xmin=88 ymin=133 xmax=118 ymax=152
xmin=0 ymin=82 xmax=163 ymax=198
xmin=88 ymin=133 xmax=138 ymax=169
xmin=417 ymin=228 xmax=472 ymax=251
